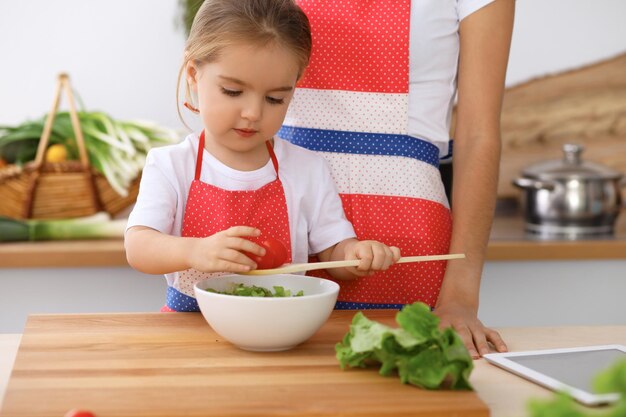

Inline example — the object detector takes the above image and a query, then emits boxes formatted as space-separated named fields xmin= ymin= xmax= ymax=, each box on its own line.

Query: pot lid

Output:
xmin=521 ymin=144 xmax=623 ymax=180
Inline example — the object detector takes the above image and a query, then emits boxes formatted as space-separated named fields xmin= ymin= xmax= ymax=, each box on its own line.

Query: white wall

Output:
xmin=1 ymin=0 xmax=626 ymax=128
xmin=0 ymin=267 xmax=166 ymax=333
xmin=479 ymin=260 xmax=626 ymax=327
xmin=0 ymin=0 xmax=185 ymax=128
xmin=505 ymin=0 xmax=626 ymax=86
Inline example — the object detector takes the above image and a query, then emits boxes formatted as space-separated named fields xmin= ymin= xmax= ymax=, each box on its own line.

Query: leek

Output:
xmin=0 ymin=111 xmax=180 ymax=196
xmin=0 ymin=213 xmax=126 ymax=242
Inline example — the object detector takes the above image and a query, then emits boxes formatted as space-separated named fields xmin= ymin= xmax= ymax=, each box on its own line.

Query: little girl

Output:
xmin=124 ymin=0 xmax=400 ymax=312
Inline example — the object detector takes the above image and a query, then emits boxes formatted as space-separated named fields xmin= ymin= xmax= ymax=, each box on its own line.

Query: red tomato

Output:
xmin=244 ymin=237 xmax=288 ymax=269
xmin=64 ymin=410 xmax=96 ymax=417
xmin=262 ymin=237 xmax=289 ymax=268
xmin=244 ymin=248 xmax=275 ymax=269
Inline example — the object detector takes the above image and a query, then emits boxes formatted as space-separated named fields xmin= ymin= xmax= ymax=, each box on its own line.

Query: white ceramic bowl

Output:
xmin=194 ymin=274 xmax=339 ymax=352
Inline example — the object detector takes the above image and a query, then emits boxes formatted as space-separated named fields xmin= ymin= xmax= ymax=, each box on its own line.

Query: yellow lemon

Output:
xmin=45 ymin=144 xmax=68 ymax=163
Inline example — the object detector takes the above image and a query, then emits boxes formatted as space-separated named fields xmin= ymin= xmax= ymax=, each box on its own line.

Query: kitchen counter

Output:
xmin=2 ymin=208 xmax=626 ymax=267
xmin=0 ymin=313 xmax=623 ymax=417
xmin=486 ymin=207 xmax=626 ymax=261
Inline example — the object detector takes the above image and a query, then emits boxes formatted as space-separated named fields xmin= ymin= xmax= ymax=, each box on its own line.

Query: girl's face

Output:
xmin=186 ymin=42 xmax=300 ymax=170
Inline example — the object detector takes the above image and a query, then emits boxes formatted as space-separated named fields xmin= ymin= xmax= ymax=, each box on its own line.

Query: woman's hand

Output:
xmin=186 ymin=226 xmax=266 ymax=273
xmin=433 ymin=301 xmax=508 ymax=359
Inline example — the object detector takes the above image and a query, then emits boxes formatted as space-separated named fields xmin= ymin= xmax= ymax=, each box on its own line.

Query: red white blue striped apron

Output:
xmin=280 ymin=0 xmax=452 ymax=309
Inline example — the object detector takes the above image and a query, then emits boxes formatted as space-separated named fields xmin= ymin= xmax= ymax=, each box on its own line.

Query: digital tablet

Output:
xmin=483 ymin=345 xmax=626 ymax=406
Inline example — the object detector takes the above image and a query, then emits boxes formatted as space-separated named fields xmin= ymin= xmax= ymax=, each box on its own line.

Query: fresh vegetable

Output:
xmin=64 ymin=409 xmax=96 ymax=417
xmin=245 ymin=248 xmax=276 ymax=270
xmin=335 ymin=302 xmax=474 ymax=390
xmin=45 ymin=143 xmax=68 ymax=162
xmin=205 ymin=283 xmax=304 ymax=297
xmin=0 ymin=111 xmax=179 ymax=196
xmin=262 ymin=237 xmax=289 ymax=266
xmin=0 ymin=212 xmax=126 ymax=242
xmin=245 ymin=237 xmax=289 ymax=269
xmin=528 ymin=359 xmax=626 ymax=417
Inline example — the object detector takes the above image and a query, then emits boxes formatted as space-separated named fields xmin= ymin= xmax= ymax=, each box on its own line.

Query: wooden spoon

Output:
xmin=240 ymin=253 xmax=465 ymax=276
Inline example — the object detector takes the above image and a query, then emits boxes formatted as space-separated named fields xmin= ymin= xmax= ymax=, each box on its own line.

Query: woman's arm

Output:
xmin=433 ymin=0 xmax=515 ymax=358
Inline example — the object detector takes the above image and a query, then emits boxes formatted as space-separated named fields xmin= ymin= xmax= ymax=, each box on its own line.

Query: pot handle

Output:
xmin=512 ymin=177 xmax=556 ymax=191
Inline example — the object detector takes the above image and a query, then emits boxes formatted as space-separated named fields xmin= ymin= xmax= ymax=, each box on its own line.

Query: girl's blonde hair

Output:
xmin=177 ymin=0 xmax=312 ymax=126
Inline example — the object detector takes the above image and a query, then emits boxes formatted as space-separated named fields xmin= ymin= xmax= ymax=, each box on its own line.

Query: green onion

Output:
xmin=0 ymin=212 xmax=126 ymax=242
xmin=0 ymin=111 xmax=180 ymax=195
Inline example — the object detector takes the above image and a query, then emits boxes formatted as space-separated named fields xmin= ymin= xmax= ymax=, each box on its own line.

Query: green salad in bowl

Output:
xmin=204 ymin=283 xmax=304 ymax=297
xmin=194 ymin=274 xmax=339 ymax=352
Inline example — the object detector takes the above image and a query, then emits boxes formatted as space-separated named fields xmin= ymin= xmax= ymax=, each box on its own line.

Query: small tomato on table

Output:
xmin=64 ymin=410 xmax=96 ymax=417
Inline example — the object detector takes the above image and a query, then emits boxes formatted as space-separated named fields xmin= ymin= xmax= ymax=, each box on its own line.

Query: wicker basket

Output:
xmin=0 ymin=74 xmax=140 ymax=220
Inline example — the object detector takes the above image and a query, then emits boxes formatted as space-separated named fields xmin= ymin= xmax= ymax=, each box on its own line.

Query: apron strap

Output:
xmin=195 ymin=131 xmax=280 ymax=180
xmin=266 ymin=140 xmax=279 ymax=178
xmin=195 ymin=130 xmax=206 ymax=181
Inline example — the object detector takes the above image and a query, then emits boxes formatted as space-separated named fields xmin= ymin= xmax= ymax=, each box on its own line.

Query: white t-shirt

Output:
xmin=409 ymin=0 xmax=496 ymax=158
xmin=127 ymin=135 xmax=356 ymax=285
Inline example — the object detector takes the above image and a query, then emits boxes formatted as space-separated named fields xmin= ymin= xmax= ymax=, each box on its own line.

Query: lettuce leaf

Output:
xmin=335 ymin=302 xmax=473 ymax=390
xmin=205 ymin=284 xmax=304 ymax=297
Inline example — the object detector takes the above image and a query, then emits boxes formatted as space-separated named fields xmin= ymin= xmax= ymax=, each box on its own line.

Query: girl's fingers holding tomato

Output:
xmin=225 ymin=226 xmax=261 ymax=238
xmin=233 ymin=238 xmax=265 ymax=256
xmin=220 ymin=248 xmax=257 ymax=267
xmin=219 ymin=260 xmax=253 ymax=273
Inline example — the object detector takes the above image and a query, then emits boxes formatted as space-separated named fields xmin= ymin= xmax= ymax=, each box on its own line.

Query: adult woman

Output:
xmin=279 ymin=0 xmax=515 ymax=357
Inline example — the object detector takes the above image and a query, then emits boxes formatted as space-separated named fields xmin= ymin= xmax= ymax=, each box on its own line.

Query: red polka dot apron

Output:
xmin=163 ymin=131 xmax=292 ymax=312
xmin=280 ymin=0 xmax=452 ymax=309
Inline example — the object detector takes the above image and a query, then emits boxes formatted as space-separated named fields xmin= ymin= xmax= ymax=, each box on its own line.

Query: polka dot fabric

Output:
xmin=297 ymin=0 xmax=410 ymax=93
xmin=322 ymin=153 xmax=449 ymax=209
xmin=168 ymin=133 xmax=292 ymax=311
xmin=308 ymin=195 xmax=452 ymax=307
xmin=286 ymin=0 xmax=452 ymax=307
xmin=335 ymin=301 xmax=403 ymax=310
xmin=278 ymin=126 xmax=440 ymax=168
xmin=165 ymin=286 xmax=202 ymax=312
xmin=284 ymin=89 xmax=409 ymax=134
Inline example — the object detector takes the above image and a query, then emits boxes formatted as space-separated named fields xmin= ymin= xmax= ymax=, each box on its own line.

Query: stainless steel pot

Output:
xmin=513 ymin=144 xmax=625 ymax=238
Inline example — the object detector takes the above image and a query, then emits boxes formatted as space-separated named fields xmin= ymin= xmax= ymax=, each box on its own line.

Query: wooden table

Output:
xmin=0 ymin=335 xmax=20 ymax=411
xmin=0 ymin=313 xmax=624 ymax=417
xmin=1 ymin=311 xmax=487 ymax=417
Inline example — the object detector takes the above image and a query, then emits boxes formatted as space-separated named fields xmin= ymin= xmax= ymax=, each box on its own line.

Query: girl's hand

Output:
xmin=344 ymin=240 xmax=401 ymax=277
xmin=186 ymin=226 xmax=266 ymax=273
